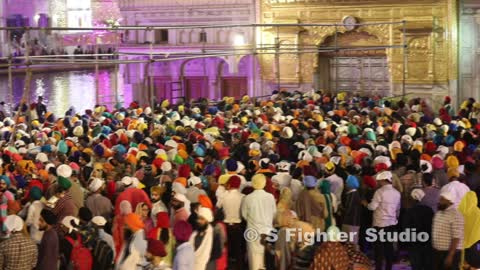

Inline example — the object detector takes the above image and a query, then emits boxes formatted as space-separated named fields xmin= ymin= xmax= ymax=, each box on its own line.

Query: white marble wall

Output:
xmin=459 ymin=0 xmax=480 ymax=101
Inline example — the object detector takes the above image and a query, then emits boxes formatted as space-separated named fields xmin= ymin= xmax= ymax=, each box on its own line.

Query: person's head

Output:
xmin=422 ymin=173 xmax=433 ymax=187
xmin=171 ymin=194 xmax=186 ymax=210
xmin=438 ymin=191 xmax=454 ymax=211
xmin=55 ymin=185 xmax=67 ymax=198
xmin=375 ymin=171 xmax=392 ymax=187
xmin=88 ymin=177 xmax=105 ymax=194
xmin=136 ymin=202 xmax=150 ymax=218
xmin=91 ymin=216 xmax=107 ymax=230
xmin=303 ymin=175 xmax=317 ymax=190
xmin=150 ymin=186 xmax=164 ymax=202
xmin=39 ymin=209 xmax=56 ymax=231
xmin=119 ymin=200 xmax=133 ymax=215
xmin=227 ymin=175 xmax=241 ymax=190
xmin=79 ymin=207 xmax=93 ymax=223
xmin=0 ymin=176 xmax=10 ymax=192
xmin=196 ymin=207 xmax=213 ymax=231
xmin=57 ymin=176 xmax=72 ymax=191
xmin=173 ymin=220 xmax=193 ymax=244
xmin=411 ymin=189 xmax=425 ymax=205
xmin=124 ymin=213 xmax=144 ymax=238
xmin=5 ymin=215 xmax=24 ymax=235
xmin=252 ymin=174 xmax=267 ymax=190
xmin=61 ymin=216 xmax=80 ymax=235
xmin=145 ymin=239 xmax=166 ymax=263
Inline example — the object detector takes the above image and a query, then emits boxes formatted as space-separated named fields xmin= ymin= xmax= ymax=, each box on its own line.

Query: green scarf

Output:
xmin=320 ymin=180 xmax=333 ymax=229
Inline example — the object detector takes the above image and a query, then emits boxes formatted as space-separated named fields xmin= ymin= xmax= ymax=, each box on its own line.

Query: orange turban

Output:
xmin=174 ymin=177 xmax=187 ymax=187
xmin=124 ymin=213 xmax=144 ymax=232
xmin=198 ymin=194 xmax=213 ymax=210
xmin=39 ymin=170 xmax=49 ymax=180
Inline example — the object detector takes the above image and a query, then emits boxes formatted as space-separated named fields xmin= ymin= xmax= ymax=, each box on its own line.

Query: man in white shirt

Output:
xmin=363 ymin=170 xmax=401 ymax=270
xmin=439 ymin=171 xmax=470 ymax=209
xmin=217 ymin=176 xmax=245 ymax=269
xmin=92 ymin=216 xmax=116 ymax=259
xmin=150 ymin=186 xmax=168 ymax=227
xmin=241 ymin=174 xmax=276 ymax=270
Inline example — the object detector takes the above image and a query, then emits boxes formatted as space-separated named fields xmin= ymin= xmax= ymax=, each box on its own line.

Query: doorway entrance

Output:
xmin=315 ymin=31 xmax=391 ymax=95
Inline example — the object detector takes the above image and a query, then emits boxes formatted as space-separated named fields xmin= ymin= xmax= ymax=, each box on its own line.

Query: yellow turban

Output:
xmin=252 ymin=174 xmax=266 ymax=190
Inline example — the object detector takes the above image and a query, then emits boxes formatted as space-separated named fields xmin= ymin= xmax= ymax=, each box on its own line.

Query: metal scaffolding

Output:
xmin=0 ymin=21 xmax=408 ymax=107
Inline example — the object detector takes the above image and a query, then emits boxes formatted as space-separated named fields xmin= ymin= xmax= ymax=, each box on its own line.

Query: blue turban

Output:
xmin=93 ymin=144 xmax=104 ymax=157
xmin=208 ymin=107 xmax=218 ymax=115
xmin=303 ymin=175 xmax=318 ymax=188
xmin=113 ymin=145 xmax=127 ymax=155
xmin=204 ymin=164 xmax=216 ymax=176
xmin=41 ymin=144 xmax=52 ymax=153
xmin=225 ymin=158 xmax=238 ymax=172
xmin=57 ymin=140 xmax=68 ymax=154
xmin=194 ymin=144 xmax=206 ymax=157
xmin=346 ymin=175 xmax=360 ymax=190
xmin=445 ymin=135 xmax=455 ymax=146
xmin=0 ymin=175 xmax=11 ymax=187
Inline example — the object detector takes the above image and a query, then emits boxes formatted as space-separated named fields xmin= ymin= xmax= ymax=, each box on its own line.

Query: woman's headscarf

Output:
xmin=458 ymin=191 xmax=480 ymax=248
xmin=319 ymin=180 xmax=333 ymax=229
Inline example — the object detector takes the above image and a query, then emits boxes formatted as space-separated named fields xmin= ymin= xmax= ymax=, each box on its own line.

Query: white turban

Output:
xmin=198 ymin=207 xmax=213 ymax=223
xmin=5 ymin=215 xmax=24 ymax=233
xmin=411 ymin=189 xmax=425 ymax=201
xmin=61 ymin=216 xmax=80 ymax=234
xmin=88 ymin=178 xmax=105 ymax=193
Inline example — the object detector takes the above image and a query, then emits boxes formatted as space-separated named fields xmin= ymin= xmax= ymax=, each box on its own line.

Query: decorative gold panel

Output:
xmin=260 ymin=0 xmax=458 ymax=92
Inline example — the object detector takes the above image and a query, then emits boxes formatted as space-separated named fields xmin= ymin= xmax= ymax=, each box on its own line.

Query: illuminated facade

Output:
xmin=118 ymin=0 xmax=259 ymax=102
xmin=259 ymin=0 xmax=460 ymax=106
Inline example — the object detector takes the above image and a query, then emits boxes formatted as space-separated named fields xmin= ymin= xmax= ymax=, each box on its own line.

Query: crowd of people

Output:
xmin=0 ymin=90 xmax=479 ymax=270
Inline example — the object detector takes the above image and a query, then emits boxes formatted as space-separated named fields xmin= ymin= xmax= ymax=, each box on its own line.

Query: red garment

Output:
xmin=114 ymin=188 xmax=152 ymax=215
xmin=216 ymin=222 xmax=228 ymax=270
xmin=112 ymin=215 xmax=125 ymax=261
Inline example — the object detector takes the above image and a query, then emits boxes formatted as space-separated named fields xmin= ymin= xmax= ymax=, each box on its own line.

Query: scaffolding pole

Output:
xmin=275 ymin=26 xmax=280 ymax=91
xmin=0 ymin=21 xmax=406 ymax=31
xmin=402 ymin=20 xmax=407 ymax=99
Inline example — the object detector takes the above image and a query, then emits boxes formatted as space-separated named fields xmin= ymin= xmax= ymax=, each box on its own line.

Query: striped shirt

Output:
xmin=432 ymin=206 xmax=464 ymax=251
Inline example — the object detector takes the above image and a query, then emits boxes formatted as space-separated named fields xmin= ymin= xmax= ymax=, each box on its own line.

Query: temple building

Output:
xmin=0 ymin=0 xmax=479 ymax=108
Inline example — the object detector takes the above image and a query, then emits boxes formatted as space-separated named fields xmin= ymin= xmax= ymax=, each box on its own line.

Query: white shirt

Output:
xmin=26 ymin=200 xmax=44 ymax=244
xmin=326 ymin=174 xmax=344 ymax=208
xmin=241 ymin=189 xmax=277 ymax=234
xmin=368 ymin=184 xmax=401 ymax=227
xmin=217 ymin=189 xmax=245 ymax=224
xmin=440 ymin=181 xmax=470 ymax=208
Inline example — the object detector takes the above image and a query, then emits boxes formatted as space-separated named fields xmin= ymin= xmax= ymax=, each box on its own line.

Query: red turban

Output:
xmin=156 ymin=212 xmax=170 ymax=229
xmin=147 ymin=239 xmax=167 ymax=257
